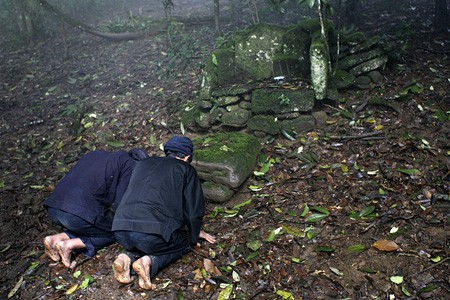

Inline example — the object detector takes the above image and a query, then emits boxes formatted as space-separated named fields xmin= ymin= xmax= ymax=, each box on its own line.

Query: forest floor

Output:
xmin=0 ymin=0 xmax=449 ymax=299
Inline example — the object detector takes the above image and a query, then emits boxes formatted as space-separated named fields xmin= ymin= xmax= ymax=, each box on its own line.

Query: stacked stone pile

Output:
xmin=332 ymin=33 xmax=388 ymax=89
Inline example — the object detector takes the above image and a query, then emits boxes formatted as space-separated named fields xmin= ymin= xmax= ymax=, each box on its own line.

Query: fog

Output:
xmin=0 ymin=0 xmax=444 ymax=48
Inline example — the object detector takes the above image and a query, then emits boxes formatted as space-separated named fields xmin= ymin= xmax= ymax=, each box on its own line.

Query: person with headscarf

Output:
xmin=112 ymin=136 xmax=216 ymax=290
xmin=43 ymin=148 xmax=149 ymax=268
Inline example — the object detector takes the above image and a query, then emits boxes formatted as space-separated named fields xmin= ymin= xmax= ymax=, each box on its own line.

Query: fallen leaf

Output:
xmin=66 ymin=284 xmax=78 ymax=295
xmin=192 ymin=268 xmax=203 ymax=280
xmin=218 ymin=283 xmax=233 ymax=300
xmin=8 ymin=276 xmax=23 ymax=299
xmin=390 ymin=276 xmax=403 ymax=284
xmin=430 ymin=256 xmax=441 ymax=263
xmin=347 ymin=244 xmax=366 ymax=253
xmin=330 ymin=266 xmax=344 ymax=276
xmin=373 ymin=239 xmax=399 ymax=251
xmin=203 ymin=258 xmax=222 ymax=276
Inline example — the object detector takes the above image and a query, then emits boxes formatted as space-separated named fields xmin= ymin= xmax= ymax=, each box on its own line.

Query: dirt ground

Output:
xmin=0 ymin=0 xmax=449 ymax=299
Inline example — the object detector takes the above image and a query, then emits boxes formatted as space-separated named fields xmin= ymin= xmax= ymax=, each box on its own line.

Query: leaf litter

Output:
xmin=0 ymin=0 xmax=449 ymax=299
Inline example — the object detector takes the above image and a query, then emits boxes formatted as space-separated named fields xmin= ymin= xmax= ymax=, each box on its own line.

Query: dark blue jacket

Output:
xmin=112 ymin=156 xmax=205 ymax=244
xmin=44 ymin=149 xmax=146 ymax=231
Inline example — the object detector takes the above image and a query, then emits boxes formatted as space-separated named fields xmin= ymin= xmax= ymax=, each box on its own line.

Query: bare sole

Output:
xmin=113 ymin=254 xmax=131 ymax=284
xmin=55 ymin=241 xmax=71 ymax=268
xmin=132 ymin=257 xmax=155 ymax=290
xmin=43 ymin=237 xmax=60 ymax=262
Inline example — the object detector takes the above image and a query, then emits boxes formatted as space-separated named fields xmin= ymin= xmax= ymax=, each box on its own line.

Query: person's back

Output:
xmin=44 ymin=150 xmax=136 ymax=228
xmin=112 ymin=155 xmax=204 ymax=245
xmin=112 ymin=136 xmax=215 ymax=290
xmin=43 ymin=148 xmax=148 ymax=268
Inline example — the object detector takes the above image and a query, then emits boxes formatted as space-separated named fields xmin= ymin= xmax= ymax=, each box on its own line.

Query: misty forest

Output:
xmin=0 ymin=0 xmax=449 ymax=299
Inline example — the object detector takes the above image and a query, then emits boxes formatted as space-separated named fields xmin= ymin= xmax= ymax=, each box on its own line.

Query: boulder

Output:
xmin=192 ymin=133 xmax=262 ymax=203
xmin=201 ymin=181 xmax=234 ymax=203
xmin=247 ymin=115 xmax=281 ymax=135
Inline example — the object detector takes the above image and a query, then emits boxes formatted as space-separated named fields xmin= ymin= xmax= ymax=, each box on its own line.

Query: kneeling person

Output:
xmin=43 ymin=148 xmax=148 ymax=268
xmin=112 ymin=136 xmax=215 ymax=290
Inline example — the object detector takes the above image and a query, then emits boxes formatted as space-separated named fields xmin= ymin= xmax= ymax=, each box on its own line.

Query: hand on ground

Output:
xmin=199 ymin=230 xmax=216 ymax=244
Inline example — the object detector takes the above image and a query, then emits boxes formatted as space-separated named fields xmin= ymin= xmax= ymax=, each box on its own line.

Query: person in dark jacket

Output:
xmin=43 ymin=148 xmax=148 ymax=268
xmin=112 ymin=136 xmax=215 ymax=290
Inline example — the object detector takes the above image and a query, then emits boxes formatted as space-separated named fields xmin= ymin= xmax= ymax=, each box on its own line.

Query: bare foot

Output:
xmin=132 ymin=256 xmax=155 ymax=290
xmin=55 ymin=238 xmax=86 ymax=268
xmin=56 ymin=241 xmax=72 ymax=268
xmin=113 ymin=254 xmax=131 ymax=284
xmin=43 ymin=233 xmax=69 ymax=262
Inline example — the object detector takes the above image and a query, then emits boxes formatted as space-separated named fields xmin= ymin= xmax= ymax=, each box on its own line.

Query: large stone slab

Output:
xmin=252 ymin=88 xmax=315 ymax=115
xmin=192 ymin=132 xmax=261 ymax=190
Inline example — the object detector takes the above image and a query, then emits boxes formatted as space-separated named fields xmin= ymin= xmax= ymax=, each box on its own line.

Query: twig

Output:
xmin=406 ymin=257 xmax=450 ymax=278
xmin=71 ymin=256 xmax=92 ymax=270
xmin=248 ymin=284 xmax=270 ymax=299
xmin=328 ymin=131 xmax=383 ymax=140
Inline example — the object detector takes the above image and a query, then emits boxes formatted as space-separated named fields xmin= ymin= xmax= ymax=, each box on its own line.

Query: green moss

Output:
xmin=342 ymin=31 xmax=367 ymax=45
xmin=193 ymin=132 xmax=261 ymax=173
xmin=310 ymin=35 xmax=329 ymax=100
xmin=247 ymin=115 xmax=281 ymax=135
xmin=297 ymin=19 xmax=335 ymax=44
xmin=332 ymin=69 xmax=355 ymax=89
xmin=297 ymin=18 xmax=322 ymax=33
xmin=180 ymin=105 xmax=201 ymax=129
xmin=203 ymin=47 xmax=237 ymax=89
xmin=252 ymin=89 xmax=315 ymax=115
xmin=233 ymin=24 xmax=286 ymax=80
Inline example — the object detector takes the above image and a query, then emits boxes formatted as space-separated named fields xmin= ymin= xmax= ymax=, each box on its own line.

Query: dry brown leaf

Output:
xmin=192 ymin=268 xmax=203 ymax=280
xmin=203 ymin=258 xmax=222 ymax=276
xmin=373 ymin=239 xmax=399 ymax=251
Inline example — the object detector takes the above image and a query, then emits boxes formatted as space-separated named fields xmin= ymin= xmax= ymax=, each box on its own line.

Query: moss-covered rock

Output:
xmin=349 ymin=56 xmax=388 ymax=76
xmin=221 ymin=106 xmax=252 ymax=127
xmin=338 ymin=48 xmax=384 ymax=70
xmin=199 ymin=48 xmax=236 ymax=100
xmin=233 ymin=24 xmax=286 ymax=80
xmin=252 ymin=89 xmax=315 ymax=115
xmin=349 ymin=35 xmax=381 ymax=54
xmin=247 ymin=115 xmax=281 ymax=135
xmin=332 ymin=69 xmax=355 ymax=89
xmin=192 ymin=132 xmax=261 ymax=188
xmin=199 ymin=71 xmax=215 ymax=100
xmin=201 ymin=181 xmax=234 ymax=203
xmin=354 ymin=75 xmax=372 ymax=89
xmin=310 ymin=34 xmax=329 ymax=100
xmin=196 ymin=110 xmax=212 ymax=128
xmin=216 ymin=95 xmax=240 ymax=107
xmin=180 ymin=104 xmax=201 ymax=129
xmin=273 ymin=25 xmax=311 ymax=79
xmin=212 ymin=86 xmax=254 ymax=97
xmin=281 ymin=115 xmax=316 ymax=134
xmin=341 ymin=31 xmax=367 ymax=46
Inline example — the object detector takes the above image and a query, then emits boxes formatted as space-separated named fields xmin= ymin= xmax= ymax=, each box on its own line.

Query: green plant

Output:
xmin=157 ymin=22 xmax=205 ymax=81
xmin=103 ymin=16 xmax=153 ymax=33
xmin=278 ymin=93 xmax=290 ymax=106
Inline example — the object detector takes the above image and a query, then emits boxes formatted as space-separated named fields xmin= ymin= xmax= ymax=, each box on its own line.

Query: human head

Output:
xmin=164 ymin=136 xmax=193 ymax=162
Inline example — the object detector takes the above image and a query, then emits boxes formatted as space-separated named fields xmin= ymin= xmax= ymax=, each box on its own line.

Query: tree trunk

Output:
xmin=344 ymin=0 xmax=362 ymax=27
xmin=14 ymin=0 xmax=35 ymax=42
xmin=213 ymin=0 xmax=222 ymax=36
xmin=434 ymin=0 xmax=449 ymax=33
xmin=317 ymin=0 xmax=331 ymax=74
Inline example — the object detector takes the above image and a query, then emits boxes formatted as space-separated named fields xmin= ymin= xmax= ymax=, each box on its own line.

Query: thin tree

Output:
xmin=213 ymin=0 xmax=222 ymax=36
xmin=434 ymin=0 xmax=449 ymax=33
